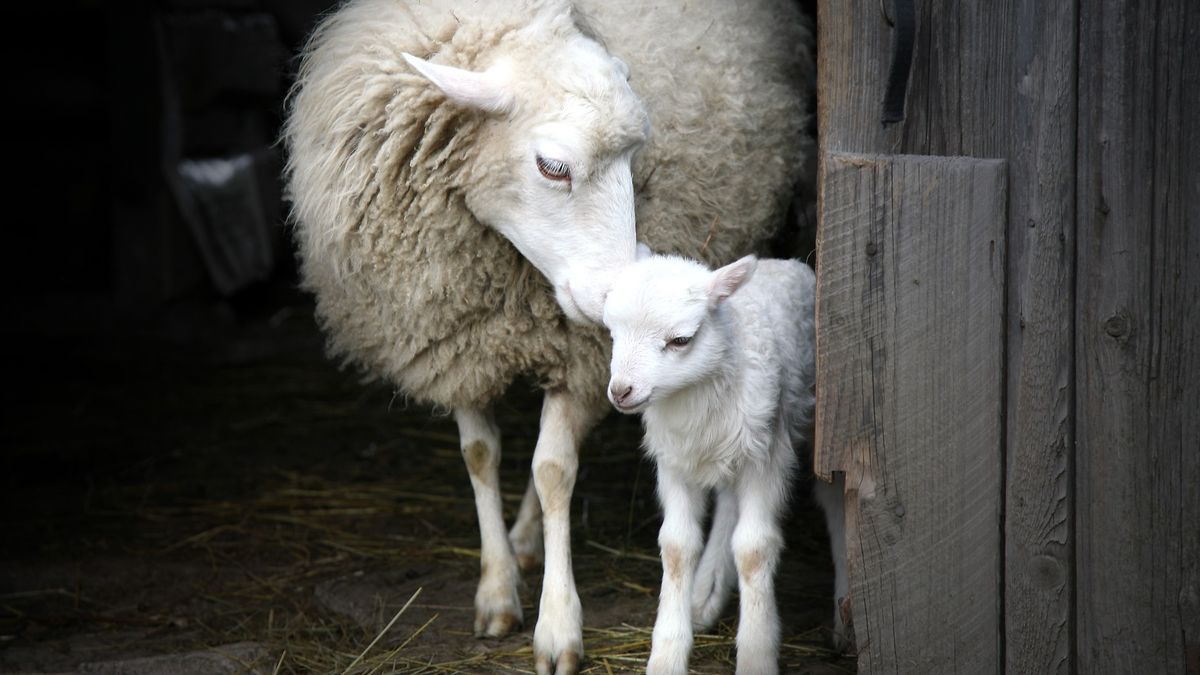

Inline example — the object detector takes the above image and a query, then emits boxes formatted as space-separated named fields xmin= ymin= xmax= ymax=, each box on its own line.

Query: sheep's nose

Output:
xmin=609 ymin=381 xmax=634 ymax=405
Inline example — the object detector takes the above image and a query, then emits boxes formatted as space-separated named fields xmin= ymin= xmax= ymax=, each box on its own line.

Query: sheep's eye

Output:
xmin=536 ymin=156 xmax=571 ymax=182
xmin=667 ymin=335 xmax=692 ymax=348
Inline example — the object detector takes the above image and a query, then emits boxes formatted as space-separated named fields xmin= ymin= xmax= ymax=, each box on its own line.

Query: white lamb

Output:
xmin=603 ymin=249 xmax=848 ymax=674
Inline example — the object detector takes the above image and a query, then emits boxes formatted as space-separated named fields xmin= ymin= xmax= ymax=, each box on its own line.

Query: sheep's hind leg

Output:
xmin=455 ymin=407 xmax=523 ymax=638
xmin=509 ymin=474 xmax=544 ymax=571
xmin=813 ymin=472 xmax=851 ymax=649
xmin=531 ymin=391 xmax=595 ymax=675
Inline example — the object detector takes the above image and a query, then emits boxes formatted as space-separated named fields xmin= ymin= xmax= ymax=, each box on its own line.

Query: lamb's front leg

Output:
xmin=455 ymin=408 xmax=522 ymax=637
xmin=648 ymin=466 xmax=705 ymax=675
xmin=531 ymin=391 xmax=596 ymax=675
xmin=732 ymin=460 xmax=790 ymax=674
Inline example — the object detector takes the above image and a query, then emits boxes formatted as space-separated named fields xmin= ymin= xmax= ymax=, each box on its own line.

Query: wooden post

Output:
xmin=1075 ymin=0 xmax=1200 ymax=671
xmin=816 ymin=152 xmax=1006 ymax=673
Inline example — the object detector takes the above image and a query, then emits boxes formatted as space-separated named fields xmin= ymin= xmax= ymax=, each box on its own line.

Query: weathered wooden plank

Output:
xmin=1000 ymin=2 xmax=1078 ymax=672
xmin=816 ymin=152 xmax=1005 ymax=674
xmin=815 ymin=0 xmax=901 ymax=156
xmin=1075 ymin=0 xmax=1200 ymax=671
xmin=819 ymin=2 xmax=1079 ymax=669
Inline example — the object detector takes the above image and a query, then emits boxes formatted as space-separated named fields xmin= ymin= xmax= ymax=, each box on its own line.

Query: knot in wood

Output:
xmin=865 ymin=241 xmax=878 ymax=256
xmin=1032 ymin=554 xmax=1066 ymax=590
xmin=1103 ymin=314 xmax=1129 ymax=338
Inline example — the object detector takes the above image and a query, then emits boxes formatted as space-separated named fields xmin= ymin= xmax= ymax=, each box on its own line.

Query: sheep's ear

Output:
xmin=636 ymin=242 xmax=653 ymax=261
xmin=402 ymin=53 xmax=513 ymax=113
xmin=706 ymin=255 xmax=757 ymax=307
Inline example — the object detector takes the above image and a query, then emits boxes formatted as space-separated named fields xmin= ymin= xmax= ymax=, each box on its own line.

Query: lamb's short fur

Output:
xmin=603 ymin=253 xmax=846 ymax=674
xmin=284 ymin=1 xmax=812 ymax=670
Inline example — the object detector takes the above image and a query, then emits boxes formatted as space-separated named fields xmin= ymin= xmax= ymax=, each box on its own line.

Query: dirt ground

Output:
xmin=2 ymin=286 xmax=854 ymax=674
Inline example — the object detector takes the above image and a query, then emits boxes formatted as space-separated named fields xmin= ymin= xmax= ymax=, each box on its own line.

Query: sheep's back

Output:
xmin=579 ymin=0 xmax=814 ymax=265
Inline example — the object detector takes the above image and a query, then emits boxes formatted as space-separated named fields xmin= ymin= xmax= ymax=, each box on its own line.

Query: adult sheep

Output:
xmin=284 ymin=1 xmax=812 ymax=672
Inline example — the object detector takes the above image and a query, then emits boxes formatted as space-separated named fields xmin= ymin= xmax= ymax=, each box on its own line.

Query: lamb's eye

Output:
xmin=536 ymin=156 xmax=571 ymax=182
xmin=667 ymin=336 xmax=692 ymax=348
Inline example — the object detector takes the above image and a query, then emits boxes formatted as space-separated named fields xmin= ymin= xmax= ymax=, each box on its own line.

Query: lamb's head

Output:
xmin=602 ymin=249 xmax=758 ymax=414
xmin=403 ymin=12 xmax=650 ymax=324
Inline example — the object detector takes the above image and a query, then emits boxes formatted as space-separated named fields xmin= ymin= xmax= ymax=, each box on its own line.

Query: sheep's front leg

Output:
xmin=732 ymin=459 xmax=790 ymax=675
xmin=813 ymin=472 xmax=851 ymax=648
xmin=691 ymin=485 xmax=737 ymax=630
xmin=648 ymin=466 xmax=705 ymax=675
xmin=455 ymin=408 xmax=523 ymax=638
xmin=509 ymin=474 xmax=544 ymax=571
xmin=531 ymin=391 xmax=594 ymax=675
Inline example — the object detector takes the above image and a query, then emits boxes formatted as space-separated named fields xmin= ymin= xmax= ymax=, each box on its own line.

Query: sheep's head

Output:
xmin=403 ymin=25 xmax=650 ymax=324
xmin=602 ymin=249 xmax=758 ymax=414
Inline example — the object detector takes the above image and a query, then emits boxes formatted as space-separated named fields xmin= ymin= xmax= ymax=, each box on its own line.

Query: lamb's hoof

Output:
xmin=474 ymin=609 xmax=523 ymax=638
xmin=535 ymin=647 xmax=580 ymax=675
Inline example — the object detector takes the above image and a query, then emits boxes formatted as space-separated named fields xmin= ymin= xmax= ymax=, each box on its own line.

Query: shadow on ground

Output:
xmin=1 ymin=286 xmax=854 ymax=674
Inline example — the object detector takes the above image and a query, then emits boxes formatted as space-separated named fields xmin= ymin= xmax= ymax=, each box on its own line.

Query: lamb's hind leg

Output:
xmin=531 ymin=391 xmax=596 ymax=675
xmin=691 ymin=486 xmax=737 ymax=631
xmin=455 ymin=407 xmax=523 ymax=638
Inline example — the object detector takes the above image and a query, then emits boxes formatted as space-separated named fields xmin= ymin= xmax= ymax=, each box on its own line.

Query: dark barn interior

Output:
xmin=1 ymin=2 xmax=847 ymax=673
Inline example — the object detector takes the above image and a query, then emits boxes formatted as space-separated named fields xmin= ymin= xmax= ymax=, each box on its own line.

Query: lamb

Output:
xmin=283 ymin=0 xmax=813 ymax=671
xmin=602 ymin=249 xmax=847 ymax=674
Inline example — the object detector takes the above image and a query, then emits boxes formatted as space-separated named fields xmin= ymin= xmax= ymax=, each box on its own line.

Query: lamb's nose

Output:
xmin=609 ymin=381 xmax=634 ymax=405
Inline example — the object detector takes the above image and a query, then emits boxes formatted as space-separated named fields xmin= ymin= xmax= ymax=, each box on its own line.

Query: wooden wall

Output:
xmin=815 ymin=0 xmax=1198 ymax=672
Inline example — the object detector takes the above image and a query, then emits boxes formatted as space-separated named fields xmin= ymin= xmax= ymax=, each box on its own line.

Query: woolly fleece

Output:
xmin=284 ymin=0 xmax=813 ymax=412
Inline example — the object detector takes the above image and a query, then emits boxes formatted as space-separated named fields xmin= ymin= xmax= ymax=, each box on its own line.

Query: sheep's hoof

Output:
xmin=474 ymin=608 xmax=523 ymax=638
xmin=831 ymin=595 xmax=855 ymax=652
xmin=516 ymin=552 xmax=542 ymax=572
xmin=510 ymin=529 xmax=543 ymax=572
xmin=535 ymin=647 xmax=580 ymax=675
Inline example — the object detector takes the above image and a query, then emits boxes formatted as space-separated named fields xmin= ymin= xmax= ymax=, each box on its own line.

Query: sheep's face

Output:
xmin=403 ymin=37 xmax=649 ymax=324
xmin=603 ymin=252 xmax=758 ymax=414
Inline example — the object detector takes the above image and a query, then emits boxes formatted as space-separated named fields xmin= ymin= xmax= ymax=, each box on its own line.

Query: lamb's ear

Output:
xmin=402 ymin=53 xmax=513 ymax=113
xmin=706 ymin=255 xmax=758 ymax=307
xmin=636 ymin=242 xmax=653 ymax=261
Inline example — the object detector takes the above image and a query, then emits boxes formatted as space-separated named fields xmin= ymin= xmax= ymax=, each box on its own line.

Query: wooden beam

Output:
xmin=1000 ymin=2 xmax=1078 ymax=672
xmin=816 ymin=152 xmax=1005 ymax=673
xmin=1075 ymin=0 xmax=1200 ymax=671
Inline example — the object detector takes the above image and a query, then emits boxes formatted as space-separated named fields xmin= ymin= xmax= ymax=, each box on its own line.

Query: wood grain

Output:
xmin=1075 ymin=0 xmax=1200 ymax=671
xmin=999 ymin=2 xmax=1078 ymax=671
xmin=818 ymin=2 xmax=1079 ymax=669
xmin=816 ymin=152 xmax=1005 ymax=674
